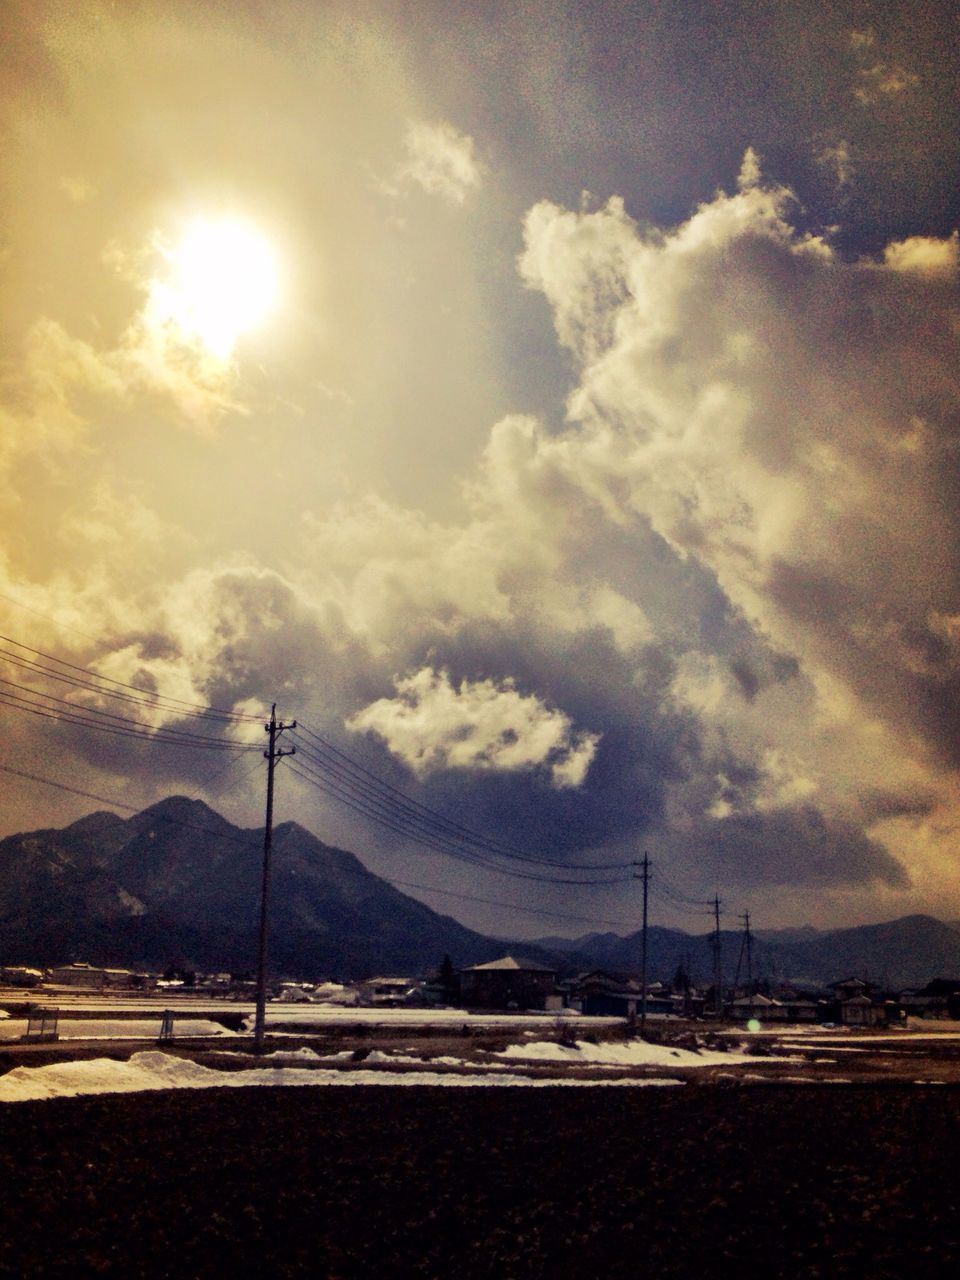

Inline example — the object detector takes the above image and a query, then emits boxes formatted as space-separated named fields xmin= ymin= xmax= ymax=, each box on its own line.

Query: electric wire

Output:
xmin=294 ymin=722 xmax=635 ymax=873
xmin=0 ymin=648 xmax=250 ymax=725
xmin=287 ymin=753 xmax=628 ymax=884
xmin=0 ymin=761 xmax=253 ymax=848
xmin=385 ymin=877 xmax=637 ymax=930
xmin=0 ymin=632 xmax=263 ymax=722
xmin=286 ymin=757 xmax=629 ymax=886
xmin=0 ymin=688 xmax=259 ymax=751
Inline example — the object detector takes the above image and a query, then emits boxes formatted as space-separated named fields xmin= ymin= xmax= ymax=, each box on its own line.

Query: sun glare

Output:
xmin=153 ymin=217 xmax=279 ymax=360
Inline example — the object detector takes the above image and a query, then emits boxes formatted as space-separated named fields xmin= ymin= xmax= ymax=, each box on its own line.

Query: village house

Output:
xmin=49 ymin=962 xmax=107 ymax=989
xmin=357 ymin=977 xmax=420 ymax=1006
xmin=898 ymin=979 xmax=960 ymax=1020
xmin=570 ymin=971 xmax=674 ymax=1018
xmin=730 ymin=993 xmax=788 ymax=1023
xmin=459 ymin=956 xmax=560 ymax=1011
xmin=0 ymin=966 xmax=44 ymax=988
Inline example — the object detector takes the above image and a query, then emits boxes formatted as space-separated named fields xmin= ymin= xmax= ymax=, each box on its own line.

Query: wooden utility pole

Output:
xmin=253 ymin=704 xmax=296 ymax=1052
xmin=635 ymin=853 xmax=650 ymax=1037
xmin=735 ymin=911 xmax=754 ymax=992
xmin=712 ymin=895 xmax=723 ymax=1018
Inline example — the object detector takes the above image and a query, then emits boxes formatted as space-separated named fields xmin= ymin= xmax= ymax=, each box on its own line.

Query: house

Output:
xmin=571 ymin=971 xmax=673 ymax=1019
xmin=357 ymin=977 xmax=419 ymax=1006
xmin=840 ymin=993 xmax=881 ymax=1027
xmin=826 ymin=977 xmax=886 ymax=1027
xmin=0 ymin=966 xmax=44 ymax=988
xmin=899 ymin=979 xmax=960 ymax=1020
xmin=102 ymin=968 xmax=139 ymax=989
xmin=49 ymin=962 xmax=106 ymax=990
xmin=459 ymin=956 xmax=559 ymax=1011
xmin=730 ymin=993 xmax=787 ymax=1022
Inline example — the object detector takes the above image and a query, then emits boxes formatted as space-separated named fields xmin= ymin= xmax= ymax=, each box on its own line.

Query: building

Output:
xmin=357 ymin=977 xmax=419 ymax=1006
xmin=49 ymin=962 xmax=106 ymax=990
xmin=459 ymin=956 xmax=559 ymax=1011
xmin=571 ymin=971 xmax=673 ymax=1018
xmin=0 ymin=966 xmax=44 ymax=988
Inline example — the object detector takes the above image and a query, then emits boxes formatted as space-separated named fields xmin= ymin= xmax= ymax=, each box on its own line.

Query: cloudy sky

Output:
xmin=3 ymin=0 xmax=960 ymax=939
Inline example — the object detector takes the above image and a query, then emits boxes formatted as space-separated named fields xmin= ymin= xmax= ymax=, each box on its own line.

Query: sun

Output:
xmin=151 ymin=216 xmax=279 ymax=360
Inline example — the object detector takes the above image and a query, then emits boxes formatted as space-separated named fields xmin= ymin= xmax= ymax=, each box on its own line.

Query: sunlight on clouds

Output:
xmin=347 ymin=668 xmax=600 ymax=788
xmin=883 ymin=233 xmax=959 ymax=277
xmin=398 ymin=120 xmax=483 ymax=204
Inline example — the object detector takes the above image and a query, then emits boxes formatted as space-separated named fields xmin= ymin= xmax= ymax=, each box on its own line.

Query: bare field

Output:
xmin=2 ymin=1080 xmax=960 ymax=1278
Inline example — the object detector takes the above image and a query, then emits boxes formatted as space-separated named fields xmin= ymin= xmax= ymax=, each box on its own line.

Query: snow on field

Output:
xmin=494 ymin=1038 xmax=793 ymax=1068
xmin=0 ymin=1052 xmax=684 ymax=1102
xmin=0 ymin=1018 xmax=235 ymax=1042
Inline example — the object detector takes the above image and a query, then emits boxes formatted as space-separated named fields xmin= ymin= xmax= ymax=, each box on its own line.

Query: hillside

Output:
xmin=0 ymin=797 xmax=510 ymax=978
xmin=531 ymin=915 xmax=960 ymax=990
xmin=5 ymin=798 xmax=960 ymax=989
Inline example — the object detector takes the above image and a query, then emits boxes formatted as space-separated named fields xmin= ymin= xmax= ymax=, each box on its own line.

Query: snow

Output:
xmin=0 ymin=1018 xmax=235 ymax=1042
xmin=0 ymin=1052 xmax=684 ymax=1102
xmin=494 ymin=1038 xmax=792 ymax=1068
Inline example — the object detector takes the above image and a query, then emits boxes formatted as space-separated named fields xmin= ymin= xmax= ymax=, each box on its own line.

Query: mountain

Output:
xmin=756 ymin=915 xmax=960 ymax=990
xmin=0 ymin=797 xmax=521 ymax=979
xmin=6 ymin=798 xmax=960 ymax=989
xmin=531 ymin=914 xmax=960 ymax=991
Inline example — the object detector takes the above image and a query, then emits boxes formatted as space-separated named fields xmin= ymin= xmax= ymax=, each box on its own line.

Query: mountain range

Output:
xmin=1 ymin=796 xmax=960 ymax=989
xmin=0 ymin=796 xmax=506 ymax=978
xmin=531 ymin=915 xmax=960 ymax=992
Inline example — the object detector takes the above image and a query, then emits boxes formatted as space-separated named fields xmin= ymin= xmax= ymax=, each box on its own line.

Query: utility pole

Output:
xmin=253 ymin=703 xmax=296 ymax=1052
xmin=635 ymin=853 xmax=650 ymax=1037
xmin=734 ymin=910 xmax=753 ymax=993
xmin=712 ymin=894 xmax=723 ymax=1019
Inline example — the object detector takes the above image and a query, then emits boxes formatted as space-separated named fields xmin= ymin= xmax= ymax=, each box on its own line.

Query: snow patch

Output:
xmin=0 ymin=1051 xmax=684 ymax=1102
xmin=494 ymin=1039 xmax=791 ymax=1068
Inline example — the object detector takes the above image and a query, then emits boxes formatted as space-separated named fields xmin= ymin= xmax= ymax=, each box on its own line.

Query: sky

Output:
xmin=2 ymin=0 xmax=960 ymax=941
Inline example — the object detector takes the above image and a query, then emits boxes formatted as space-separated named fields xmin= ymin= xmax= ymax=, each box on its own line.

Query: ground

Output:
xmin=4 ymin=1007 xmax=960 ymax=1275
xmin=1 ymin=1083 xmax=960 ymax=1277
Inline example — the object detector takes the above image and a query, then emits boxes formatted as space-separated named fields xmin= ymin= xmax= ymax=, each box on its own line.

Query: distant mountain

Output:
xmin=5 ymin=798 xmax=960 ymax=990
xmin=531 ymin=914 xmax=960 ymax=990
xmin=0 ymin=797 xmax=521 ymax=979
xmin=757 ymin=915 xmax=960 ymax=990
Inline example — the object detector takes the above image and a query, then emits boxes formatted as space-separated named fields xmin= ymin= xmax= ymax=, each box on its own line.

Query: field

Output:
xmin=5 ymin=1016 xmax=960 ymax=1275
xmin=2 ymin=1081 xmax=960 ymax=1278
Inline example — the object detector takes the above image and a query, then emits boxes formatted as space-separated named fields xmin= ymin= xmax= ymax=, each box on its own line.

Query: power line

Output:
xmin=0 ymin=647 xmax=249 ymax=725
xmin=0 ymin=760 xmax=253 ymax=848
xmin=385 ymin=877 xmax=637 ymax=930
xmin=0 ymin=632 xmax=262 ymax=722
xmin=0 ymin=688 xmax=259 ymax=751
xmin=294 ymin=722 xmax=635 ymax=873
xmin=286 ymin=757 xmax=629 ymax=886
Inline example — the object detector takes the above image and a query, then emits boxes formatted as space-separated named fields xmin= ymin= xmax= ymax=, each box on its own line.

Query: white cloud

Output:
xmin=398 ymin=119 xmax=483 ymax=204
xmin=883 ymin=232 xmax=959 ymax=277
xmin=509 ymin=151 xmax=960 ymax=888
xmin=346 ymin=667 xmax=600 ymax=788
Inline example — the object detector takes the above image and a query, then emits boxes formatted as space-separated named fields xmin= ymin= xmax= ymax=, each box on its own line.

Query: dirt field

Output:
xmin=1 ymin=1081 xmax=959 ymax=1278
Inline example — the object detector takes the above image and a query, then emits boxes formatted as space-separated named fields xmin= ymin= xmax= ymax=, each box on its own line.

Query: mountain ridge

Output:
xmin=2 ymin=797 xmax=960 ymax=988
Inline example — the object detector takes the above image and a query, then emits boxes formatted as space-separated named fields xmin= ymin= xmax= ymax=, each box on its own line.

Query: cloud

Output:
xmin=346 ymin=667 xmax=600 ymax=788
xmin=816 ymin=138 xmax=853 ymax=190
xmin=849 ymin=29 xmax=918 ymax=105
xmin=854 ymin=62 xmax=919 ymax=105
xmin=518 ymin=155 xmax=960 ymax=772
xmin=883 ymin=232 xmax=959 ymax=277
xmin=397 ymin=119 xmax=484 ymax=204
